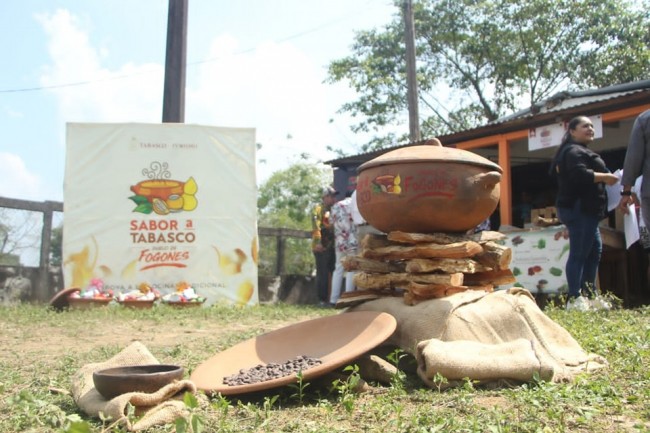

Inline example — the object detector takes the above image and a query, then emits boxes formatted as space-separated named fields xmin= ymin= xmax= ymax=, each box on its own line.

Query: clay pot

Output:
xmin=356 ymin=140 xmax=502 ymax=233
xmin=93 ymin=364 xmax=184 ymax=399
xmin=130 ymin=179 xmax=184 ymax=201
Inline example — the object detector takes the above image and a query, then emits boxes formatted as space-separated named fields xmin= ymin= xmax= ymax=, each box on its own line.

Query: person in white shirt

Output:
xmin=329 ymin=192 xmax=358 ymax=304
xmin=350 ymin=190 xmax=365 ymax=226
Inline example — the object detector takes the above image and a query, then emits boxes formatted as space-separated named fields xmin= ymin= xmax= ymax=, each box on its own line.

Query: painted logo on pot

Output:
xmin=371 ymin=174 xmax=402 ymax=194
xmin=402 ymin=169 xmax=459 ymax=200
xmin=369 ymin=170 xmax=459 ymax=199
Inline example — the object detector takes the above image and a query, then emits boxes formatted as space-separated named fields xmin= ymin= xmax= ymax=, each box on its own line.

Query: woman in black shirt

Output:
xmin=550 ymin=116 xmax=618 ymax=308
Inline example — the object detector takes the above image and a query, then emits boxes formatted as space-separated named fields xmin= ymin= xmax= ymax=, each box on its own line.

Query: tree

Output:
xmin=0 ymin=209 xmax=41 ymax=266
xmin=258 ymin=162 xmax=333 ymax=229
xmin=257 ymin=162 xmax=333 ymax=275
xmin=326 ymin=0 xmax=650 ymax=152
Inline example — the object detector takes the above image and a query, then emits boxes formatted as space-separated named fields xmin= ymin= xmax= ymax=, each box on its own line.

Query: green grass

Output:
xmin=0 ymin=302 xmax=648 ymax=432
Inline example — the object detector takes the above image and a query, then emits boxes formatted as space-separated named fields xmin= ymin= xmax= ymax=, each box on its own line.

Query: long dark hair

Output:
xmin=558 ymin=116 xmax=588 ymax=148
xmin=549 ymin=116 xmax=588 ymax=178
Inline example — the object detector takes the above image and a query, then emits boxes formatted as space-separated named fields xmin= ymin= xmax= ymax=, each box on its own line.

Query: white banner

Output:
xmin=506 ymin=227 xmax=570 ymax=294
xmin=528 ymin=115 xmax=603 ymax=151
xmin=527 ymin=122 xmax=565 ymax=151
xmin=64 ymin=123 xmax=258 ymax=306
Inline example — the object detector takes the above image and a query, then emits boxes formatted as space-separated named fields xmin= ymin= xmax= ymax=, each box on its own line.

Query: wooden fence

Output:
xmin=0 ymin=197 xmax=62 ymax=301
xmin=257 ymin=227 xmax=311 ymax=275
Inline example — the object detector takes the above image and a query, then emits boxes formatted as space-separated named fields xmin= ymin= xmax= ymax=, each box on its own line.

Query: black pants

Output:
xmin=314 ymin=248 xmax=335 ymax=303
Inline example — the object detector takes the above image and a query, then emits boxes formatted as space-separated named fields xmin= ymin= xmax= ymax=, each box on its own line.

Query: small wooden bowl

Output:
xmin=68 ymin=297 xmax=113 ymax=309
xmin=93 ymin=364 xmax=184 ymax=400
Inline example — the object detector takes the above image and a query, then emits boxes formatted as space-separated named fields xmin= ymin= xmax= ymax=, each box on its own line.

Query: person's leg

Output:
xmin=313 ymin=251 xmax=328 ymax=303
xmin=579 ymin=214 xmax=603 ymax=298
xmin=326 ymin=247 xmax=336 ymax=303
xmin=638 ymin=204 xmax=650 ymax=289
xmin=330 ymin=250 xmax=344 ymax=304
xmin=557 ymin=204 xmax=584 ymax=300
xmin=344 ymin=270 xmax=356 ymax=293
xmin=342 ymin=249 xmax=357 ymax=293
xmin=646 ymin=252 xmax=650 ymax=290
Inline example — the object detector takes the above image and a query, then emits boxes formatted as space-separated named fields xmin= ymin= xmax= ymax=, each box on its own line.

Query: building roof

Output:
xmin=327 ymin=79 xmax=650 ymax=168
xmin=494 ymin=79 xmax=650 ymax=123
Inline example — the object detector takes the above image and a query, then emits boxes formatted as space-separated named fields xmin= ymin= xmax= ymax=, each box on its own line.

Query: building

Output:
xmin=326 ymin=79 xmax=650 ymax=305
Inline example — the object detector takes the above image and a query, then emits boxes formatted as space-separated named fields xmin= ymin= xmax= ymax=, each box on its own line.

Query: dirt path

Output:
xmin=0 ymin=307 xmax=324 ymax=371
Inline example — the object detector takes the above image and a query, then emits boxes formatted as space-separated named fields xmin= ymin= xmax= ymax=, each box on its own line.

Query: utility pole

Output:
xmin=162 ymin=0 xmax=188 ymax=123
xmin=403 ymin=0 xmax=420 ymax=142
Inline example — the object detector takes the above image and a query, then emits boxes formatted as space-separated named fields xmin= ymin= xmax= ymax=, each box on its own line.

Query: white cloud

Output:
xmin=34 ymin=9 xmax=369 ymax=188
xmin=36 ymin=9 xmax=164 ymax=125
xmin=0 ymin=153 xmax=41 ymax=200
xmin=186 ymin=34 xmax=362 ymax=183
xmin=2 ymin=106 xmax=23 ymax=119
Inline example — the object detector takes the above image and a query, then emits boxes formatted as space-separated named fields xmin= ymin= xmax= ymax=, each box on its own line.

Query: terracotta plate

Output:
xmin=68 ymin=297 xmax=113 ymax=309
xmin=49 ymin=287 xmax=80 ymax=311
xmin=190 ymin=311 xmax=396 ymax=395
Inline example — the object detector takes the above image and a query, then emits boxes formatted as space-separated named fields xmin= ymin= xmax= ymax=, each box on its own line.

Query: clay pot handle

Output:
xmin=424 ymin=138 xmax=442 ymax=147
xmin=472 ymin=171 xmax=501 ymax=189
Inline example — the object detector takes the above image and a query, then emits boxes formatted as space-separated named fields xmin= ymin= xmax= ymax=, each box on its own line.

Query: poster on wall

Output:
xmin=504 ymin=226 xmax=570 ymax=295
xmin=527 ymin=121 xmax=565 ymax=151
xmin=528 ymin=115 xmax=603 ymax=151
xmin=63 ymin=123 xmax=258 ymax=306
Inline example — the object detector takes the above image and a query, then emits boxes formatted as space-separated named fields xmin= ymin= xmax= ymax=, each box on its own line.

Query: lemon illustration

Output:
xmin=99 ymin=265 xmax=113 ymax=278
xmin=236 ymin=280 xmax=254 ymax=305
xmin=120 ymin=260 xmax=138 ymax=279
xmin=214 ymin=247 xmax=247 ymax=275
xmin=182 ymin=193 xmax=198 ymax=211
xmin=183 ymin=177 xmax=198 ymax=195
xmin=394 ymin=174 xmax=401 ymax=185
xmin=392 ymin=185 xmax=402 ymax=194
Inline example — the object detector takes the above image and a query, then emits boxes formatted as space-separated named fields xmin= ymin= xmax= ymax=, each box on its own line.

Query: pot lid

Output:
xmin=358 ymin=141 xmax=503 ymax=173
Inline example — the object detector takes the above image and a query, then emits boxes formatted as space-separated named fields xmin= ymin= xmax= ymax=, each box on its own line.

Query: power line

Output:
xmin=0 ymin=1 xmax=389 ymax=94
xmin=0 ymin=71 xmax=156 ymax=93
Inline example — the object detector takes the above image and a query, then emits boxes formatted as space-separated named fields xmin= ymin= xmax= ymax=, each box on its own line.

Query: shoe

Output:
xmin=589 ymin=296 xmax=612 ymax=310
xmin=566 ymin=296 xmax=591 ymax=311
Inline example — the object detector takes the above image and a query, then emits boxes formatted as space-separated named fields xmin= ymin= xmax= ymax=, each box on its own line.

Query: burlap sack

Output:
xmin=71 ymin=341 xmax=198 ymax=431
xmin=349 ymin=288 xmax=607 ymax=388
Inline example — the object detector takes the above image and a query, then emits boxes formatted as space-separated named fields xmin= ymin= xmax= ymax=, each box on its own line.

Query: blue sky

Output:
xmin=0 ymin=0 xmax=398 ymax=202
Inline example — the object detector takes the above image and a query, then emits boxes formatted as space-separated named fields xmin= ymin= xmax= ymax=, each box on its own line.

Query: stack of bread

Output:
xmin=337 ymin=230 xmax=515 ymax=308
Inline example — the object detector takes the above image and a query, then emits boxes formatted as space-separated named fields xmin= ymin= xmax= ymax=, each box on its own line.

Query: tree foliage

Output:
xmin=326 ymin=0 xmax=650 ymax=152
xmin=0 ymin=209 xmax=41 ymax=266
xmin=257 ymin=163 xmax=332 ymax=276
xmin=257 ymin=162 xmax=333 ymax=229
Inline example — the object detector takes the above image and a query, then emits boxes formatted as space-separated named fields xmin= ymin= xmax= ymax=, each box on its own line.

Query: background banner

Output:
xmin=505 ymin=226 xmax=570 ymax=295
xmin=64 ymin=123 xmax=258 ymax=306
